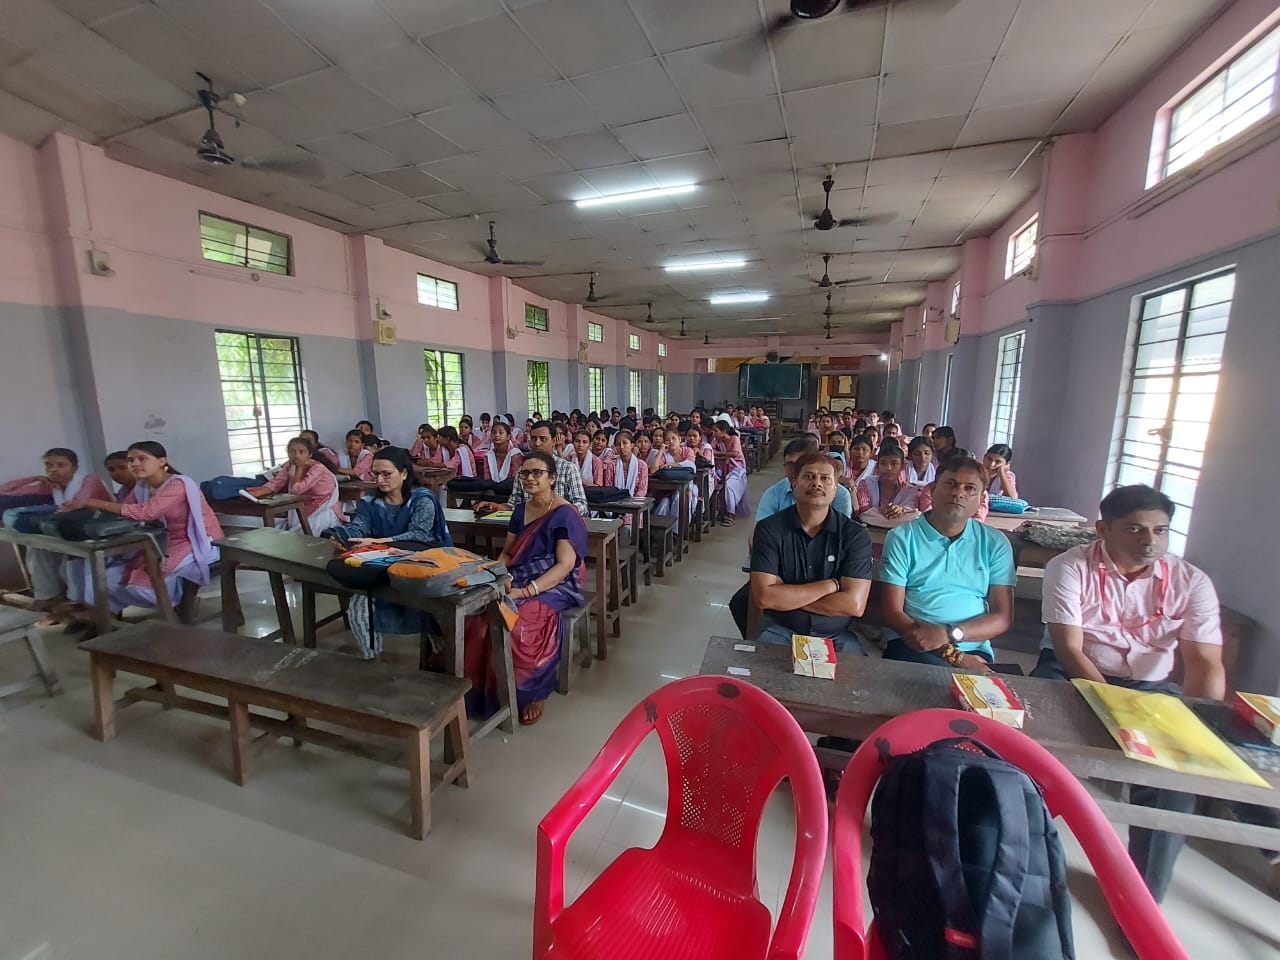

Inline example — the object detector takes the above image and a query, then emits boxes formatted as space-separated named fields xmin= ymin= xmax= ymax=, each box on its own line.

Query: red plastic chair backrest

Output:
xmin=832 ymin=709 xmax=1190 ymax=960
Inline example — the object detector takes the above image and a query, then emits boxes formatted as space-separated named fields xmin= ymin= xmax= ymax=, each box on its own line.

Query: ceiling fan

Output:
xmin=812 ymin=168 xmax=863 ymax=231
xmin=477 ymin=220 xmax=544 ymax=267
xmin=189 ymin=73 xmax=325 ymax=180
xmin=679 ymin=319 xmax=687 ymax=338
xmin=816 ymin=253 xmax=874 ymax=288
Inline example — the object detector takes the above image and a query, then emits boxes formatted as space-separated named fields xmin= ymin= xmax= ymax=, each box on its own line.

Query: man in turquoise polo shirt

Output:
xmin=879 ymin=455 xmax=1015 ymax=672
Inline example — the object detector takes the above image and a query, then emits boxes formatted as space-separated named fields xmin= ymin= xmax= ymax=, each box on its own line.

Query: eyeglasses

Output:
xmin=517 ymin=469 xmax=550 ymax=479
xmin=370 ymin=470 xmax=399 ymax=479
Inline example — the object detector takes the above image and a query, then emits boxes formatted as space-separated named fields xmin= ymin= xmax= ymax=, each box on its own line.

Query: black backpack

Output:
xmin=585 ymin=486 xmax=629 ymax=504
xmin=868 ymin=738 xmax=1075 ymax=960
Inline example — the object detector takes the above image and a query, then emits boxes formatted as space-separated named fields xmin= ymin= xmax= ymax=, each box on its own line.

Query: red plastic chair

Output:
xmin=832 ymin=709 xmax=1191 ymax=960
xmin=534 ymin=675 xmax=828 ymax=960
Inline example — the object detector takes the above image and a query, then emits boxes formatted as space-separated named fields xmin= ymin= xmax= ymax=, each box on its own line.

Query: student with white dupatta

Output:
xmin=244 ymin=435 xmax=343 ymax=536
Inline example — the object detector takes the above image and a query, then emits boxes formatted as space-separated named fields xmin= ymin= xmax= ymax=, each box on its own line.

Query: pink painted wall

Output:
xmin=0 ymin=136 xmax=57 ymax=307
xmin=377 ymin=243 xmax=493 ymax=351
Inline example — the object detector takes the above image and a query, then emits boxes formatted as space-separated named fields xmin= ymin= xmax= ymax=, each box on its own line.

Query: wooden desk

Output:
xmin=412 ymin=465 xmax=455 ymax=499
xmin=647 ymin=475 xmax=693 ymax=561
xmin=591 ymin=496 xmax=654 ymax=596
xmin=443 ymin=508 xmax=623 ymax=659
xmin=0 ymin=526 xmax=174 ymax=634
xmin=699 ymin=637 xmax=1280 ymax=848
xmin=214 ymin=526 xmax=516 ymax=739
xmin=212 ymin=492 xmax=311 ymax=534
xmin=985 ymin=506 xmax=1088 ymax=533
xmin=83 ymin=622 xmax=471 ymax=839
xmin=338 ymin=479 xmax=375 ymax=501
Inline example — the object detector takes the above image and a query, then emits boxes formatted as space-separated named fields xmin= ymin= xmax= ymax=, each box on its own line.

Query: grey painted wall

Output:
xmin=917 ymin=348 xmax=950 ymax=428
xmin=698 ymin=372 xmax=740 ymax=409
xmin=859 ymin=371 xmax=887 ymax=411
xmin=892 ymin=359 xmax=923 ymax=431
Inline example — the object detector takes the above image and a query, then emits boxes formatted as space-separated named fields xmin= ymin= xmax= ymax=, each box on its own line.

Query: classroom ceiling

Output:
xmin=0 ymin=0 xmax=1231 ymax=338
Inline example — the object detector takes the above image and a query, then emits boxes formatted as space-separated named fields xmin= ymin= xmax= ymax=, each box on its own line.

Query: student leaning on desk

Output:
xmin=1033 ymin=483 xmax=1226 ymax=903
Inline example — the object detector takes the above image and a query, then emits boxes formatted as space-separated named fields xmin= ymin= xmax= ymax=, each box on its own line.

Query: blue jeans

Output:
xmin=1031 ymin=648 xmax=1194 ymax=903
xmin=754 ymin=615 xmax=868 ymax=655
xmin=882 ymin=636 xmax=993 ymax=668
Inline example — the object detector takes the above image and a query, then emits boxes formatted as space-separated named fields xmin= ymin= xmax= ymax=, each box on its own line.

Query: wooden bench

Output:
xmin=556 ymin=606 xmax=592 ymax=694
xmin=648 ymin=514 xmax=679 ymax=577
xmin=0 ymin=606 xmax=60 ymax=700
xmin=82 ymin=622 xmax=471 ymax=840
xmin=618 ymin=543 xmax=641 ymax=605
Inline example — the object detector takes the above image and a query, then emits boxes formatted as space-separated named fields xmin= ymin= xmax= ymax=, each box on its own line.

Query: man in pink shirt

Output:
xmin=1035 ymin=484 xmax=1224 ymax=902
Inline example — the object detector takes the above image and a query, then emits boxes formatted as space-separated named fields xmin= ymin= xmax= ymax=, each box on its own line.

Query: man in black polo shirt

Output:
xmin=750 ymin=453 xmax=874 ymax=652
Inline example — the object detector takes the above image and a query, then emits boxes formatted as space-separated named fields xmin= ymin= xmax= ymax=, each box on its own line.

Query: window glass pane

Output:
xmin=658 ymin=341 xmax=666 ymax=357
xmin=628 ymin=369 xmax=642 ymax=410
xmin=656 ymin=373 xmax=667 ymax=414
xmin=215 ymin=330 xmax=307 ymax=474
xmin=988 ymin=331 xmax=1023 ymax=446
xmin=588 ymin=322 xmax=603 ymax=342
xmin=528 ymin=361 xmax=550 ymax=416
xmin=201 ymin=214 xmax=289 ymax=275
xmin=628 ymin=333 xmax=640 ymax=351
xmin=588 ymin=366 xmax=605 ymax=412
xmin=424 ymin=349 xmax=466 ymax=426
xmin=525 ymin=304 xmax=549 ymax=331
xmin=417 ymin=275 xmax=459 ymax=310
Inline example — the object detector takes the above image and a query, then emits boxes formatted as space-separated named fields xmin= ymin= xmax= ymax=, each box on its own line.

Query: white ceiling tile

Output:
xmin=573 ymin=58 xmax=686 ymax=126
xmin=865 ymin=151 xmax=949 ymax=186
xmin=336 ymin=202 xmax=440 ymax=230
xmin=940 ymin=140 xmax=1040 ymax=175
xmin=340 ymin=42 xmax=475 ymax=115
xmin=95 ymin=9 xmax=259 ymax=96
xmin=424 ymin=14 xmax=560 ymax=95
xmin=977 ymin=35 xmax=1120 ymax=110
xmin=614 ymin=113 xmax=707 ymax=161
xmin=324 ymin=174 xmax=405 ymax=206
xmin=271 ymin=182 xmax=363 ymax=219
xmin=695 ymin=97 xmax=785 ymax=148
xmin=492 ymin=82 xmax=601 ymax=139
xmin=0 ymin=87 xmax=70 ymax=144
xmin=161 ymin=110 xmax=285 ymax=158
xmin=0 ymin=58 xmax=138 ymax=136
xmin=5 ymin=0 xmax=82 ymax=50
xmin=420 ymin=155 xmax=508 ymax=194
xmin=366 ymin=166 xmax=457 ymax=198
xmin=356 ymin=119 xmax=462 ymax=164
xmin=642 ymin=151 xmax=722 ymax=187
xmin=378 ymin=0 xmax=504 ymax=37
xmin=477 ymin=140 xmax=570 ymax=180
xmin=242 ymin=144 xmax=351 ymax=182
xmin=235 ymin=89 xmax=344 ymax=143
xmin=790 ymin=126 xmax=875 ymax=167
xmin=417 ymin=191 xmax=487 ymax=218
xmin=879 ymin=61 xmax=991 ymax=124
xmin=663 ymin=38 xmax=776 ymax=108
xmin=35 ymin=28 xmax=194 ymax=121
xmin=513 ymin=0 xmax=653 ymax=77
xmin=872 ymin=116 xmax=966 ymax=156
xmin=1004 ymin=0 xmax=1147 ymax=48
xmin=715 ymin=139 xmax=793 ymax=178
xmin=418 ymin=100 xmax=533 ymax=151
xmin=259 ymin=0 xmax=407 ymax=63
xmin=883 ymin=0 xmax=1020 ymax=72
xmin=579 ymin=162 xmax=657 ymax=195
xmin=627 ymin=0 xmax=761 ymax=53
xmin=521 ymin=171 xmax=595 ymax=203
xmin=272 ymin=69 xmax=404 ymax=132
xmin=152 ymin=0 xmax=329 ymax=87
xmin=773 ymin=7 xmax=886 ymax=93
xmin=301 ymin=134 xmax=402 ymax=173
xmin=930 ymin=173 xmax=1012 ymax=199
xmin=542 ymin=129 xmax=633 ymax=170
xmin=782 ymin=79 xmax=878 ymax=136
xmin=956 ymin=100 xmax=1068 ymax=146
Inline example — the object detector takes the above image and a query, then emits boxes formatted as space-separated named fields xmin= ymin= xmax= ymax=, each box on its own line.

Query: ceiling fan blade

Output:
xmin=499 ymin=258 xmax=545 ymax=267
xmin=832 ymin=276 xmax=875 ymax=286
xmin=707 ymin=14 xmax=793 ymax=75
xmin=241 ymin=155 xmax=326 ymax=181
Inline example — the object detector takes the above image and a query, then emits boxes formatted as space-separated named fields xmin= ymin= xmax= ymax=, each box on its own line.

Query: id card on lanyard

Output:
xmin=1095 ymin=542 xmax=1168 ymax=630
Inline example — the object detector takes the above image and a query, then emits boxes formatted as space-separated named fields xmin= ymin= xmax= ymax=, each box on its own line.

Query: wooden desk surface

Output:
xmin=699 ymin=636 xmax=1280 ymax=807
xmin=83 ymin=622 xmax=468 ymax=730
xmin=442 ymin=507 xmax=621 ymax=538
xmin=0 ymin=525 xmax=160 ymax=556
xmin=211 ymin=493 xmax=306 ymax=517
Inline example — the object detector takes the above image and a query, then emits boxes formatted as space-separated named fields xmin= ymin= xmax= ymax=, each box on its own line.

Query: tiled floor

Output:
xmin=2 ymin=465 xmax=1278 ymax=959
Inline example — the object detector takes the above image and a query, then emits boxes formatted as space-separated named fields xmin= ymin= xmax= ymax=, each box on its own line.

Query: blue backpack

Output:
xmin=199 ymin=476 xmax=263 ymax=501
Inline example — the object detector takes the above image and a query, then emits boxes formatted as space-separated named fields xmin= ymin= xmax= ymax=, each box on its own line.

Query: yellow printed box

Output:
xmin=952 ymin=674 xmax=1026 ymax=728
xmin=1234 ymin=691 xmax=1280 ymax=746
xmin=792 ymin=635 xmax=836 ymax=680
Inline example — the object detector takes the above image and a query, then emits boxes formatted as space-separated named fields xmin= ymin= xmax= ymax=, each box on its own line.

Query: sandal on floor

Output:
xmin=520 ymin=701 xmax=545 ymax=725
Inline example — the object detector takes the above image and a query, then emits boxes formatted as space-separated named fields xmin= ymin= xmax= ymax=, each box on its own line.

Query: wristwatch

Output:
xmin=947 ymin=624 xmax=966 ymax=643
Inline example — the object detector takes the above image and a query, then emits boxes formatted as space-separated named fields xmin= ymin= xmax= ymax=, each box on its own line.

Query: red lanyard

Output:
xmin=1094 ymin=542 xmax=1168 ymax=629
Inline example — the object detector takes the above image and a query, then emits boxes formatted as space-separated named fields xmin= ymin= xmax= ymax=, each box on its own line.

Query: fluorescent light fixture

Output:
xmin=575 ymin=184 xmax=696 ymax=208
xmin=664 ymin=258 xmax=747 ymax=273
xmin=879 ymin=352 xmax=889 ymax=361
xmin=710 ymin=292 xmax=769 ymax=305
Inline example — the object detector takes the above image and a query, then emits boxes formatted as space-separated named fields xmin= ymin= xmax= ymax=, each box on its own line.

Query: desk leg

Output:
xmin=677 ymin=487 xmax=689 ymax=560
xmin=301 ymin=586 xmax=316 ymax=648
xmin=490 ymin=603 xmax=516 ymax=735
xmin=297 ymin=508 xmax=313 ymax=537
xmin=88 ymin=552 xmax=113 ymax=635
xmin=143 ymin=541 xmax=177 ymax=623
xmin=641 ymin=511 xmax=652 ymax=586
xmin=229 ymin=700 xmax=251 ymax=786
xmin=593 ymin=538 xmax=608 ymax=660
xmin=220 ymin=556 xmax=244 ymax=633
xmin=407 ymin=727 xmax=431 ymax=840
xmin=608 ymin=536 xmax=621 ymax=639
xmin=267 ymin=573 xmax=296 ymax=645
xmin=90 ymin=654 xmax=116 ymax=740
xmin=441 ymin=704 xmax=471 ymax=789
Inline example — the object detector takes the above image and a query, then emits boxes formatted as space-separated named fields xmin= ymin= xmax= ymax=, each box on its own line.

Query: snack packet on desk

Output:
xmin=792 ymin=635 xmax=836 ymax=680
xmin=952 ymin=674 xmax=1026 ymax=728
xmin=1234 ymin=692 xmax=1280 ymax=746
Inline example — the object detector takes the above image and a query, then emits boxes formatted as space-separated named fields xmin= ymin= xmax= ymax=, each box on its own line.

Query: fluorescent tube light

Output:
xmin=575 ymin=185 xmax=696 ymax=208
xmin=664 ymin=258 xmax=747 ymax=273
xmin=710 ymin=292 xmax=769 ymax=305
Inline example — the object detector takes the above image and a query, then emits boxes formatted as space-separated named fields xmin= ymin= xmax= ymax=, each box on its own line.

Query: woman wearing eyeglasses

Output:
xmin=327 ymin=446 xmax=450 ymax=659
xmin=468 ymin=450 xmax=587 ymax=726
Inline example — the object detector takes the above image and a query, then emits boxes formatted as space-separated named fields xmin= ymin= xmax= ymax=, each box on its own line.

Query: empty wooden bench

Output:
xmin=81 ymin=622 xmax=471 ymax=839
xmin=0 ymin=606 xmax=60 ymax=701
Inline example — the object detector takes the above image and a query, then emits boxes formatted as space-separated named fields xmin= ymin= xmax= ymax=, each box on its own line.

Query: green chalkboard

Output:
xmin=740 ymin=363 xmax=805 ymax=399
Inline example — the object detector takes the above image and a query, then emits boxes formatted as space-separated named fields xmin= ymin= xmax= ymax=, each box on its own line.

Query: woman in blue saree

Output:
xmin=466 ymin=450 xmax=587 ymax=724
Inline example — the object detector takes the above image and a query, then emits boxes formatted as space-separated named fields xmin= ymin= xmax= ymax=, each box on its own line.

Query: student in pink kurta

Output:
xmin=983 ymin=444 xmax=1019 ymax=499
xmin=335 ymin=429 xmax=374 ymax=480
xmin=244 ymin=436 xmax=343 ymax=535
xmin=409 ymin=424 xmax=443 ymax=464
xmin=570 ymin=431 xmax=604 ymax=487
xmin=856 ymin=445 xmax=924 ymax=518
xmin=605 ymin=431 xmax=649 ymax=499
xmin=482 ymin=422 xmax=523 ymax=482
xmin=67 ymin=441 xmax=222 ymax=613
xmin=438 ymin=426 xmax=477 ymax=478
xmin=590 ymin=430 xmax=616 ymax=473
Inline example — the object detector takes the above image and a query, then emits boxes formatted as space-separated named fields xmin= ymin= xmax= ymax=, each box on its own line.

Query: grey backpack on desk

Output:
xmin=41 ymin=509 xmax=169 ymax=556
